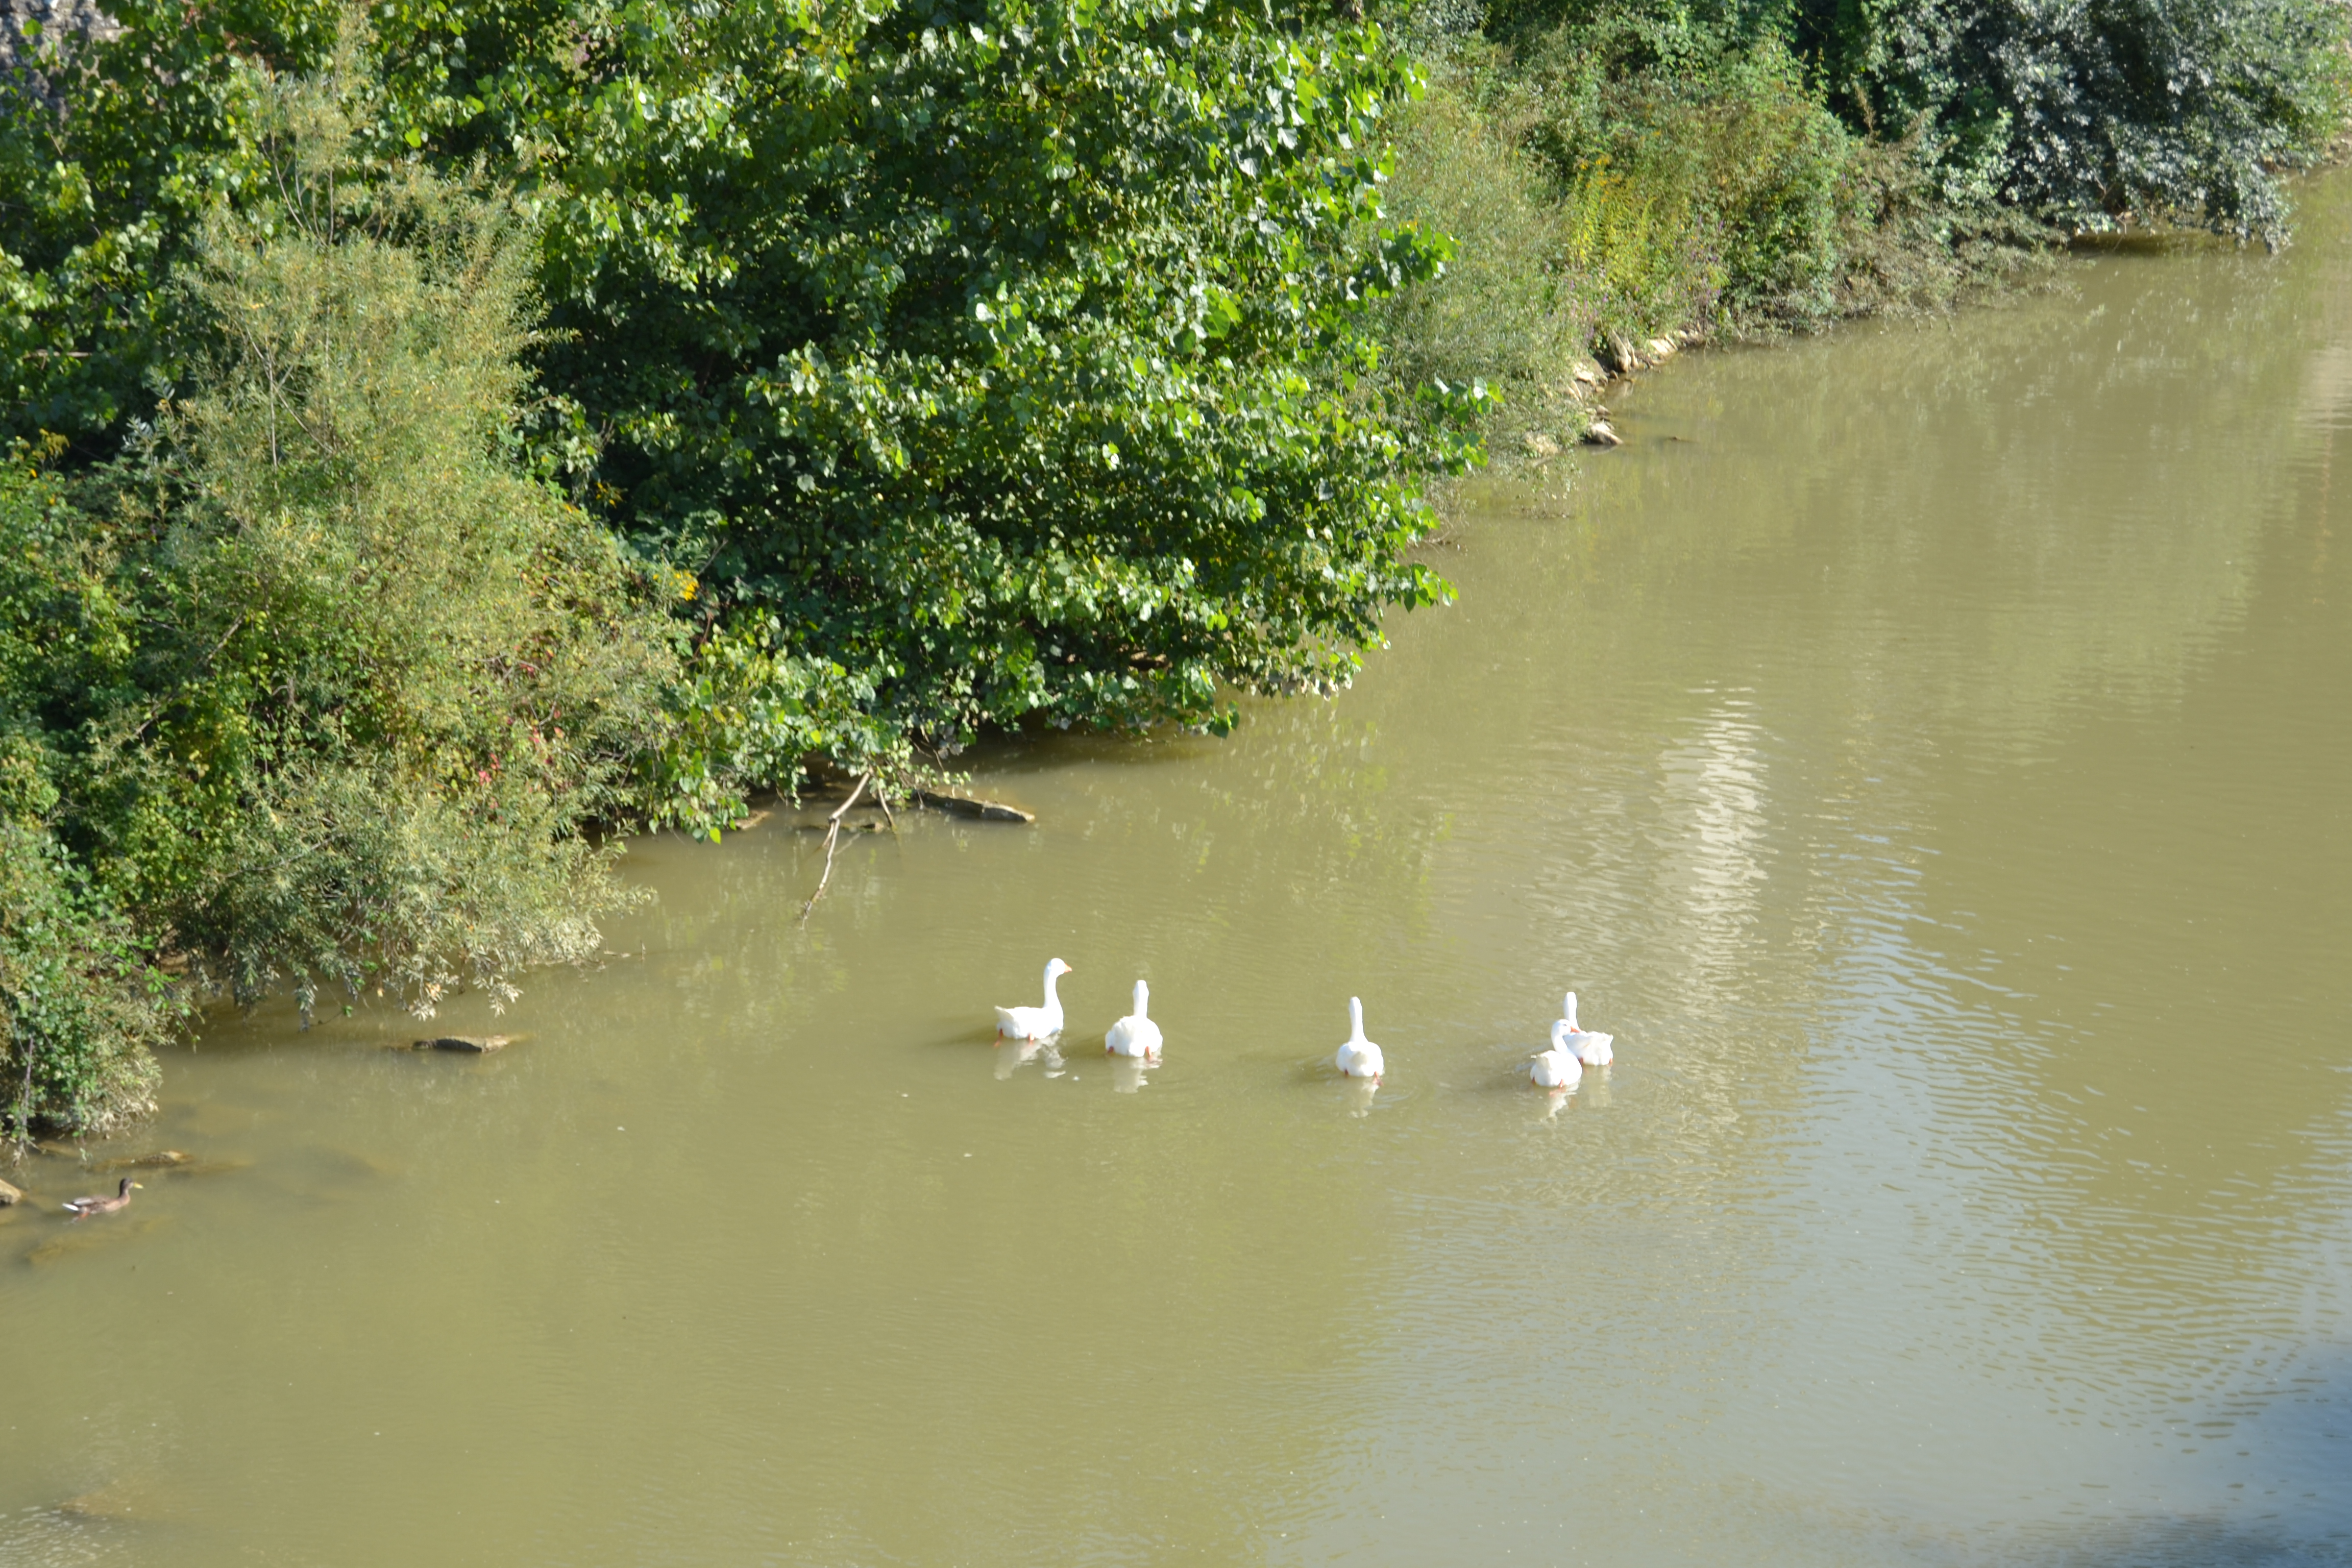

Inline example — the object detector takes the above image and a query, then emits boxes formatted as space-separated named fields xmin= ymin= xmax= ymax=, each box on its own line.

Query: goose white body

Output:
xmin=1106 ymin=979 xmax=1164 ymax=1061
xmin=1561 ymin=991 xmax=1614 ymax=1067
xmin=1335 ymin=996 xmax=1386 ymax=1081
xmin=995 ymin=958 xmax=1071 ymax=1040
xmin=1530 ymin=1019 xmax=1583 ymax=1089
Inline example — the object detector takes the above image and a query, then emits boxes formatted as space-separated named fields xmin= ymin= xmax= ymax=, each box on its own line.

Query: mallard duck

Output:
xmin=1530 ymin=1019 xmax=1583 ymax=1089
xmin=994 ymin=958 xmax=1071 ymax=1040
xmin=62 ymin=1178 xmax=140 ymax=1217
xmin=1335 ymin=997 xmax=1385 ymax=1081
xmin=1105 ymin=979 xmax=1163 ymax=1062
xmin=1560 ymin=992 xmax=1614 ymax=1067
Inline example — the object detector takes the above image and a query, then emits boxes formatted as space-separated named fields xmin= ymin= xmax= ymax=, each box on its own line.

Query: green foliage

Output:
xmin=0 ymin=1 xmax=334 ymax=447
xmin=1493 ymin=0 xmax=2352 ymax=244
xmin=515 ymin=1 xmax=1480 ymax=755
xmin=1375 ymin=72 xmax=1595 ymax=437
xmin=3 ymin=59 xmax=680 ymax=1025
xmin=1372 ymin=0 xmax=2092 ymax=443
xmin=0 ymin=821 xmax=178 ymax=1137
xmin=0 ymin=456 xmax=184 ymax=1136
xmin=4 ymin=0 xmax=1484 ymax=783
xmin=1819 ymin=0 xmax=2352 ymax=243
xmin=1516 ymin=24 xmax=1910 ymax=329
xmin=1377 ymin=16 xmax=1899 ymax=439
xmin=637 ymin=614 xmax=890 ymax=842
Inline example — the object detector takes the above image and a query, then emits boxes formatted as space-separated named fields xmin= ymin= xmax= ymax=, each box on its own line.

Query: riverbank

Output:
xmin=1373 ymin=0 xmax=2350 ymax=467
xmin=1373 ymin=20 xmax=2070 ymax=465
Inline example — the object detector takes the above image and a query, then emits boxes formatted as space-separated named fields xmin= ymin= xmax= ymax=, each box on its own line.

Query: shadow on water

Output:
xmin=2011 ymin=1515 xmax=2352 ymax=1568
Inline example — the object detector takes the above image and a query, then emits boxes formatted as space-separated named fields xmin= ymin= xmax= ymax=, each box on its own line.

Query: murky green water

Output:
xmin=10 ymin=182 xmax=2352 ymax=1567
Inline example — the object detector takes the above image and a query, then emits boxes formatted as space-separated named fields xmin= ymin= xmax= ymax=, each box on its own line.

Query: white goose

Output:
xmin=1335 ymin=997 xmax=1385 ymax=1081
xmin=1529 ymin=1018 xmax=1583 ymax=1089
xmin=1105 ymin=979 xmax=1164 ymax=1062
xmin=1560 ymin=991 xmax=1613 ymax=1067
xmin=994 ymin=958 xmax=1071 ymax=1040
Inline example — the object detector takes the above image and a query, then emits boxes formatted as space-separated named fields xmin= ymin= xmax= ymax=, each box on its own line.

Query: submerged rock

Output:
xmin=1583 ymin=421 xmax=1625 ymax=448
xmin=93 ymin=1150 xmax=191 ymax=1173
xmin=0 ymin=1176 xmax=21 ymax=1206
xmin=414 ymin=1035 xmax=512 ymax=1053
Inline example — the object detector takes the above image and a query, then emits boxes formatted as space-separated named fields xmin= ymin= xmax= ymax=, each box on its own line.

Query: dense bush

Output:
xmin=3 ymin=1 xmax=1483 ymax=790
xmin=1 ymin=3 xmax=1474 ymax=1117
xmin=1464 ymin=0 xmax=2350 ymax=244
xmin=1811 ymin=0 xmax=2352 ymax=242
xmin=1377 ymin=19 xmax=1921 ymax=442
xmin=519 ymin=0 xmax=1481 ymax=775
xmin=0 ymin=64 xmax=680 ymax=1131
xmin=0 ymin=822 xmax=175 ymax=1138
xmin=1374 ymin=0 xmax=2345 ymax=443
xmin=0 ymin=468 xmax=183 ymax=1135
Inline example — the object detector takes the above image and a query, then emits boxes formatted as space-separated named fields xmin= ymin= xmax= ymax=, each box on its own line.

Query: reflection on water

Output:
xmin=7 ymin=176 xmax=2352 ymax=1565
xmin=993 ymin=1035 xmax=1065 ymax=1080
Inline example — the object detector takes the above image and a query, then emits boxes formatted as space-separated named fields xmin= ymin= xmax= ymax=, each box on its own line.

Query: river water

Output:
xmin=8 ymin=182 xmax=2352 ymax=1567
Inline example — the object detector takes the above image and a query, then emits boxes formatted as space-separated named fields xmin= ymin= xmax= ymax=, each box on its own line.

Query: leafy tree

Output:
xmin=5 ymin=2 xmax=1481 ymax=813
xmin=518 ymin=1 xmax=1479 ymax=778
xmin=1820 ymin=0 xmax=2350 ymax=242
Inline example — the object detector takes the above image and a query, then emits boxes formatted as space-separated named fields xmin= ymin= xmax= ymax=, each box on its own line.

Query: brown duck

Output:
xmin=62 ymin=1177 xmax=140 ymax=1217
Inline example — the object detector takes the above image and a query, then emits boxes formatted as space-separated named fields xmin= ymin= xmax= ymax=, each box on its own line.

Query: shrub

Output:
xmin=0 ymin=461 xmax=182 ymax=1136
xmin=7 ymin=56 xmax=680 ymax=1023
xmin=0 ymin=822 xmax=180 ymax=1137
xmin=1375 ymin=66 xmax=1596 ymax=441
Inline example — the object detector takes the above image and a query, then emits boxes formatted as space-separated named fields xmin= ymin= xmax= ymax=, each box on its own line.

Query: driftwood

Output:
xmin=794 ymin=774 xmax=1033 ymax=922
xmin=799 ymin=773 xmax=870 ymax=920
xmin=911 ymin=789 xmax=1035 ymax=824
xmin=798 ymin=772 xmax=1030 ymax=825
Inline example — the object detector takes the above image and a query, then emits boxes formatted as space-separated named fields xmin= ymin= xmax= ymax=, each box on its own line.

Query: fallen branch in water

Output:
xmin=911 ymin=788 xmax=1035 ymax=824
xmin=799 ymin=772 xmax=870 ymax=921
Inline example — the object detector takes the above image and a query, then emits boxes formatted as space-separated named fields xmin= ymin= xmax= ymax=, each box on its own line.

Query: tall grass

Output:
xmin=1378 ymin=11 xmax=2052 ymax=457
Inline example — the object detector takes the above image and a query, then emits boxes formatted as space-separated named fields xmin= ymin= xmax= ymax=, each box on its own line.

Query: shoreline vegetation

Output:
xmin=4 ymin=0 xmax=2346 ymax=1134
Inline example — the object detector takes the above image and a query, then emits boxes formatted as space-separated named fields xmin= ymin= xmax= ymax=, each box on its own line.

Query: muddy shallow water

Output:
xmin=6 ymin=181 xmax=2350 ymax=1566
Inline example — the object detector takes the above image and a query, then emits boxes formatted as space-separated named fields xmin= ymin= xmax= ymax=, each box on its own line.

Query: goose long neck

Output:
xmin=1042 ymin=965 xmax=1063 ymax=1006
xmin=1347 ymin=996 xmax=1366 ymax=1043
xmin=1132 ymin=979 xmax=1150 ymax=1018
xmin=1562 ymin=992 xmax=1579 ymax=1032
